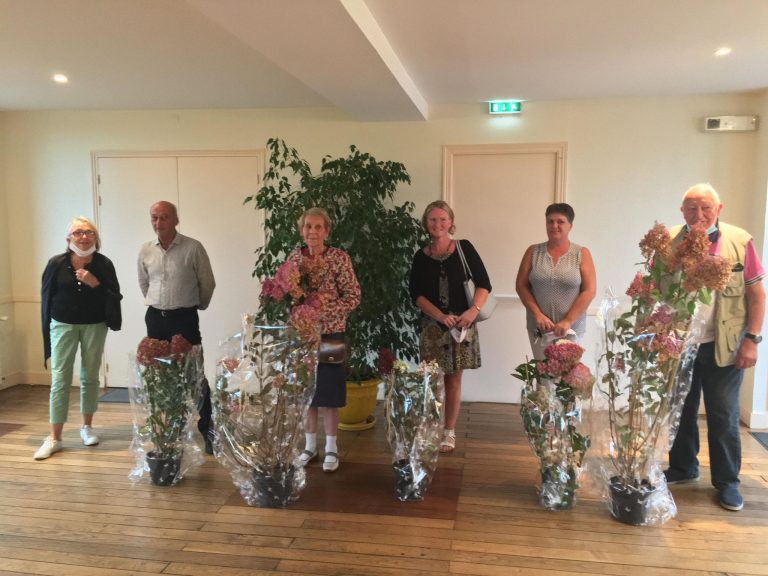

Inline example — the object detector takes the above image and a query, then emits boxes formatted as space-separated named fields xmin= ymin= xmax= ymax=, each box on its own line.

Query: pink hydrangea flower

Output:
xmin=626 ymin=272 xmax=656 ymax=306
xmin=275 ymin=260 xmax=303 ymax=300
xmin=563 ymin=363 xmax=595 ymax=398
xmin=541 ymin=340 xmax=584 ymax=378
xmin=170 ymin=334 xmax=193 ymax=358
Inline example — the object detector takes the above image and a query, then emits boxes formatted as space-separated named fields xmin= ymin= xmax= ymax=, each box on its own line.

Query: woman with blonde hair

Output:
xmin=36 ymin=216 xmax=122 ymax=460
xmin=409 ymin=200 xmax=492 ymax=453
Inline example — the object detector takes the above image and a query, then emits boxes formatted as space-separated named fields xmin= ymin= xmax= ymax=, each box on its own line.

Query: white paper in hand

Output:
xmin=450 ymin=327 xmax=468 ymax=343
xmin=540 ymin=328 xmax=578 ymax=344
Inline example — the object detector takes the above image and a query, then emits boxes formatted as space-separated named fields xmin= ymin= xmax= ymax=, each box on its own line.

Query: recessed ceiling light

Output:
xmin=52 ymin=73 xmax=69 ymax=84
xmin=714 ymin=47 xmax=732 ymax=57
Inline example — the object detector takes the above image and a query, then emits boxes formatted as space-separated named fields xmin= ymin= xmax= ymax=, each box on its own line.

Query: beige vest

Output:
xmin=670 ymin=222 xmax=750 ymax=366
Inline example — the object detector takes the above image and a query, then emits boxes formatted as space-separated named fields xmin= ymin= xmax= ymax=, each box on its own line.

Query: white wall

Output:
xmin=0 ymin=112 xmax=13 ymax=389
xmin=2 ymin=93 xmax=766 ymax=421
xmin=749 ymin=90 xmax=768 ymax=427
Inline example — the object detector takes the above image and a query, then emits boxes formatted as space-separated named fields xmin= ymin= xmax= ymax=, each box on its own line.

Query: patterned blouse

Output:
xmin=526 ymin=242 xmax=586 ymax=336
xmin=287 ymin=245 xmax=361 ymax=334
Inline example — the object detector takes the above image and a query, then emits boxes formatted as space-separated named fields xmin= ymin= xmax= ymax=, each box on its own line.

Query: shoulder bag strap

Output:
xmin=454 ymin=240 xmax=472 ymax=280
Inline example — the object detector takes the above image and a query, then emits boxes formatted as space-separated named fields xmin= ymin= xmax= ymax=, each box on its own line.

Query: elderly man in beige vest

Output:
xmin=664 ymin=183 xmax=765 ymax=512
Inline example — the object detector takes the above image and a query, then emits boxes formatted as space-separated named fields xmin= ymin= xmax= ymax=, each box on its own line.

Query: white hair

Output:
xmin=66 ymin=216 xmax=100 ymax=250
xmin=682 ymin=182 xmax=721 ymax=205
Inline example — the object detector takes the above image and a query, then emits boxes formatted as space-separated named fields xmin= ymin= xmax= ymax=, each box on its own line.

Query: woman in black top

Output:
xmin=35 ymin=217 xmax=122 ymax=460
xmin=409 ymin=200 xmax=491 ymax=453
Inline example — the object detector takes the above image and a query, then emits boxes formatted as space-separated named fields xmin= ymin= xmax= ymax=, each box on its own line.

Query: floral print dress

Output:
xmin=287 ymin=245 xmax=361 ymax=406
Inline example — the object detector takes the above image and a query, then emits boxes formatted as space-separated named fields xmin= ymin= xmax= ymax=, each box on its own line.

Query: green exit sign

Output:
xmin=488 ymin=101 xmax=522 ymax=115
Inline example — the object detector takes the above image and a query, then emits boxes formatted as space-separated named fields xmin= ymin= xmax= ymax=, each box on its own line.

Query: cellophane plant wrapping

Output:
xmin=382 ymin=352 xmax=444 ymax=502
xmin=590 ymin=223 xmax=731 ymax=525
xmin=213 ymin=314 xmax=318 ymax=507
xmin=128 ymin=335 xmax=205 ymax=486
xmin=513 ymin=339 xmax=594 ymax=510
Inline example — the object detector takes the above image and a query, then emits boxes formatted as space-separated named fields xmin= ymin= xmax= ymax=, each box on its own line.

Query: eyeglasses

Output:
xmin=71 ymin=229 xmax=96 ymax=238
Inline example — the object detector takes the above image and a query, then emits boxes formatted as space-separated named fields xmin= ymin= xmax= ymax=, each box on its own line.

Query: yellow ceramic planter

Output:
xmin=338 ymin=378 xmax=380 ymax=431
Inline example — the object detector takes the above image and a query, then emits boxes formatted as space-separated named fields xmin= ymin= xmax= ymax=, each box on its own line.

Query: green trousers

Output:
xmin=49 ymin=319 xmax=108 ymax=424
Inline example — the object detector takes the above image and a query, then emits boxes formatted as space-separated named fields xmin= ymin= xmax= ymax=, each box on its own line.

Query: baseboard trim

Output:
xmin=747 ymin=411 xmax=768 ymax=430
xmin=1 ymin=372 xmax=50 ymax=388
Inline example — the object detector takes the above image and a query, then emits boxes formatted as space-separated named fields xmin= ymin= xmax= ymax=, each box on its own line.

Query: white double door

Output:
xmin=95 ymin=152 xmax=264 ymax=387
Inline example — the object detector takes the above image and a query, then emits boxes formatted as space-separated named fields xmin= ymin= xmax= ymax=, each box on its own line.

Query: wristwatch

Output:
xmin=744 ymin=333 xmax=763 ymax=344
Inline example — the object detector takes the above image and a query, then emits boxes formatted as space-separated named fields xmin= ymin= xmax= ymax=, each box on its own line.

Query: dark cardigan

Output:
xmin=409 ymin=239 xmax=492 ymax=315
xmin=41 ymin=251 xmax=122 ymax=367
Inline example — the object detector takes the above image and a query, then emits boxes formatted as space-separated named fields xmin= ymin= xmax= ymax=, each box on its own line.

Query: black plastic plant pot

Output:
xmin=146 ymin=451 xmax=181 ymax=486
xmin=609 ymin=477 xmax=656 ymax=525
xmin=253 ymin=465 xmax=296 ymax=508
xmin=393 ymin=459 xmax=428 ymax=502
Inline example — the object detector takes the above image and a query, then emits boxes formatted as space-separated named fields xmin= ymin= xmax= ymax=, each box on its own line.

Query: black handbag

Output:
xmin=318 ymin=339 xmax=347 ymax=365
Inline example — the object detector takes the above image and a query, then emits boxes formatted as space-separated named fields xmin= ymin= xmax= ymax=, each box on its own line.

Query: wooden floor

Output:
xmin=1 ymin=384 xmax=768 ymax=576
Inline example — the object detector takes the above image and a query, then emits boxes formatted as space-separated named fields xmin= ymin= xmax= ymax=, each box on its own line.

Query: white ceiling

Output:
xmin=2 ymin=0 xmax=767 ymax=120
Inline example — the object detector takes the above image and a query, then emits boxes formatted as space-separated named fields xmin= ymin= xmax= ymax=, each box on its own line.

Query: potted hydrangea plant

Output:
xmin=380 ymin=350 xmax=444 ymax=502
xmin=212 ymin=252 xmax=321 ymax=507
xmin=129 ymin=335 xmax=204 ymax=486
xmin=513 ymin=339 xmax=594 ymax=510
xmin=593 ymin=223 xmax=731 ymax=525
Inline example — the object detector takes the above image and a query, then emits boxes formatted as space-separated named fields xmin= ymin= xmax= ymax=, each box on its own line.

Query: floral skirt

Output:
xmin=419 ymin=318 xmax=481 ymax=375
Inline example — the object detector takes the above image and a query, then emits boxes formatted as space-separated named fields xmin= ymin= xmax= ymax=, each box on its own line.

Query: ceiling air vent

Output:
xmin=703 ymin=115 xmax=758 ymax=132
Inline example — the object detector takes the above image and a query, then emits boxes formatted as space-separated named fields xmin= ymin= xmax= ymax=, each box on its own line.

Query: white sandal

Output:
xmin=323 ymin=451 xmax=339 ymax=472
xmin=440 ymin=430 xmax=456 ymax=453
xmin=298 ymin=449 xmax=317 ymax=467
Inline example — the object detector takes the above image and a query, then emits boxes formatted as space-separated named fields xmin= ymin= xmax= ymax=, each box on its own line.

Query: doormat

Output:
xmin=99 ymin=388 xmax=130 ymax=403
xmin=225 ymin=462 xmax=463 ymax=520
xmin=750 ymin=431 xmax=768 ymax=451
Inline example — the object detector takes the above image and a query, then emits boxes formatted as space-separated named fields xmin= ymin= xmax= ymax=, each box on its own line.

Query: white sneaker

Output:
xmin=80 ymin=425 xmax=99 ymax=446
xmin=34 ymin=436 xmax=63 ymax=460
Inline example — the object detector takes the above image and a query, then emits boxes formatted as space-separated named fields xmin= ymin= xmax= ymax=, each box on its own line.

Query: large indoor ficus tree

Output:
xmin=246 ymin=138 xmax=425 ymax=380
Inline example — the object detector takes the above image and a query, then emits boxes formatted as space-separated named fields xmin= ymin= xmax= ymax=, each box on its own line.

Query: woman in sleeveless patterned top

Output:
xmin=515 ymin=203 xmax=596 ymax=359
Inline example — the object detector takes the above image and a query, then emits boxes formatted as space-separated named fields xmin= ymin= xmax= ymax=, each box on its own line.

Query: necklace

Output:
xmin=429 ymin=239 xmax=453 ymax=259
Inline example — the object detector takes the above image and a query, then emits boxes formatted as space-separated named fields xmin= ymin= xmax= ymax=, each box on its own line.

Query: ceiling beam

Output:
xmin=187 ymin=0 xmax=428 ymax=121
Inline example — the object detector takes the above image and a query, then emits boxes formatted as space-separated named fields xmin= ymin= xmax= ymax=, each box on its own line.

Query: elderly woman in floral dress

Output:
xmin=292 ymin=207 xmax=361 ymax=472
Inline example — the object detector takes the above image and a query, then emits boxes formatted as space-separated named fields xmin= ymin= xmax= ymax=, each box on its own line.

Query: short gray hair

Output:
xmin=683 ymin=182 xmax=721 ymax=205
xmin=297 ymin=207 xmax=332 ymax=233
xmin=66 ymin=216 xmax=100 ymax=250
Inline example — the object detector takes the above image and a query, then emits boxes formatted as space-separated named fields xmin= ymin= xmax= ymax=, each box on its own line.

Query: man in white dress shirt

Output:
xmin=138 ymin=200 xmax=216 ymax=453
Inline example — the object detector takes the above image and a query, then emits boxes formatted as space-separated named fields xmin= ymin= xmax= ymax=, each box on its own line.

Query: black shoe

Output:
xmin=718 ymin=485 xmax=743 ymax=511
xmin=202 ymin=430 xmax=214 ymax=455
xmin=663 ymin=468 xmax=700 ymax=485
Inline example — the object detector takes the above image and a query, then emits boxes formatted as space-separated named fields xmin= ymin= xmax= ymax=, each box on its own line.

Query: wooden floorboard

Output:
xmin=1 ymin=384 xmax=767 ymax=575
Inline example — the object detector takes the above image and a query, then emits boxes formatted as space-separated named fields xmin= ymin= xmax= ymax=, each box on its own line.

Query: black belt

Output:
xmin=149 ymin=306 xmax=197 ymax=317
